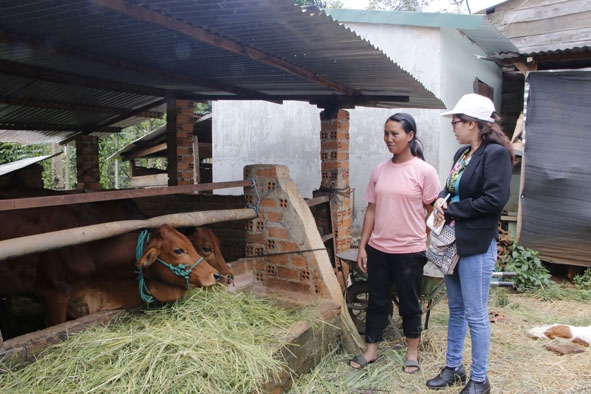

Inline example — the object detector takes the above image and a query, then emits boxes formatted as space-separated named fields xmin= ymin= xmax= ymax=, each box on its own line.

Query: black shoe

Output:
xmin=426 ymin=365 xmax=467 ymax=389
xmin=459 ymin=378 xmax=491 ymax=394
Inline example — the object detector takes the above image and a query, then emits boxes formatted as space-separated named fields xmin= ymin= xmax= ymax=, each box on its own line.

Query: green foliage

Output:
xmin=3 ymin=102 xmax=209 ymax=191
xmin=491 ymin=287 xmax=509 ymax=307
xmin=529 ymin=281 xmax=565 ymax=302
xmin=42 ymin=144 xmax=76 ymax=190
xmin=368 ymin=0 xmax=429 ymax=11
xmin=0 ymin=142 xmax=54 ymax=187
xmin=498 ymin=242 xmax=551 ymax=293
xmin=194 ymin=101 xmax=212 ymax=115
xmin=99 ymin=118 xmax=166 ymax=189
xmin=0 ymin=143 xmax=49 ymax=165
xmin=573 ymin=268 xmax=591 ymax=291
xmin=558 ymin=286 xmax=591 ymax=302
xmin=293 ymin=0 xmax=344 ymax=8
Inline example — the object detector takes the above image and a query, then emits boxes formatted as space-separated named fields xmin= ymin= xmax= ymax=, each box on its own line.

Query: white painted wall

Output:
xmin=213 ymin=100 xmax=321 ymax=196
xmin=438 ymin=27 xmax=503 ymax=178
xmin=213 ymin=21 xmax=502 ymax=237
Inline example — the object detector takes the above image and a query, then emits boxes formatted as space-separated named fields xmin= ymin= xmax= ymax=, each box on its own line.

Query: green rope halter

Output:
xmin=136 ymin=229 xmax=204 ymax=304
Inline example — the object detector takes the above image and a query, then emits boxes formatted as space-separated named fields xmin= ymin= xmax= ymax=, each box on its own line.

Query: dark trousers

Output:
xmin=364 ymin=245 xmax=426 ymax=343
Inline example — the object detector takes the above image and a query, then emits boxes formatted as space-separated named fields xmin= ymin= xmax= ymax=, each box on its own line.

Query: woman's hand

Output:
xmin=433 ymin=197 xmax=449 ymax=222
xmin=357 ymin=248 xmax=368 ymax=274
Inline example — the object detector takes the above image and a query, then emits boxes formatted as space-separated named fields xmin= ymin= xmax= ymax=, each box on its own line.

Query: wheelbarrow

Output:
xmin=337 ymin=248 xmax=515 ymax=335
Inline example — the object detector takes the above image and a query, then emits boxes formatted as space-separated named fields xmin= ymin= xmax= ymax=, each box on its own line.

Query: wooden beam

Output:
xmin=0 ymin=180 xmax=253 ymax=211
xmin=502 ymin=50 xmax=591 ymax=67
xmin=0 ymin=208 xmax=258 ymax=260
xmin=306 ymin=195 xmax=330 ymax=207
xmin=86 ymin=98 xmax=167 ymax=135
xmin=513 ymin=59 xmax=538 ymax=76
xmin=123 ymin=142 xmax=167 ymax=161
xmin=92 ymin=0 xmax=360 ymax=96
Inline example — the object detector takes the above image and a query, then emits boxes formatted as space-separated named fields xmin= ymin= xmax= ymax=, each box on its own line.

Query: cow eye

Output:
xmin=174 ymin=248 xmax=184 ymax=255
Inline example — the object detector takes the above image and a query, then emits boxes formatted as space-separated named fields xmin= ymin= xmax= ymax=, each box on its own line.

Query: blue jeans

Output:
xmin=444 ymin=239 xmax=496 ymax=382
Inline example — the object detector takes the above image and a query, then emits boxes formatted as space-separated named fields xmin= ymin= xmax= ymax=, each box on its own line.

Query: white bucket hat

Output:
xmin=440 ymin=93 xmax=496 ymax=122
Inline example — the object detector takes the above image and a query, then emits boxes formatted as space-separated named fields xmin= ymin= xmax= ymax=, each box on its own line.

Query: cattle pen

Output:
xmin=0 ymin=164 xmax=363 ymax=393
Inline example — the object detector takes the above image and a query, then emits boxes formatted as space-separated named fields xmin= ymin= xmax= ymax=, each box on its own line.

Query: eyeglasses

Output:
xmin=451 ymin=120 xmax=466 ymax=126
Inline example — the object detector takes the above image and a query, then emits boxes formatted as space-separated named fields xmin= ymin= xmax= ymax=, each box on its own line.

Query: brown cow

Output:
xmin=0 ymin=187 xmax=221 ymax=338
xmin=188 ymin=227 xmax=234 ymax=285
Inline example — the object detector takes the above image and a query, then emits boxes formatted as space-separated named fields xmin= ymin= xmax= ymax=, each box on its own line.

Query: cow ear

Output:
xmin=136 ymin=247 xmax=160 ymax=267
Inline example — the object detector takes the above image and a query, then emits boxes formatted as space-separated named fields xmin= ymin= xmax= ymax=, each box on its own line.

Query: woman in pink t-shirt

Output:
xmin=349 ymin=113 xmax=440 ymax=374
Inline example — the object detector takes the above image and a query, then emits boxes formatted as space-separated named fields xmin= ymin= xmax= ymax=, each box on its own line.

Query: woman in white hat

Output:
xmin=425 ymin=94 xmax=514 ymax=394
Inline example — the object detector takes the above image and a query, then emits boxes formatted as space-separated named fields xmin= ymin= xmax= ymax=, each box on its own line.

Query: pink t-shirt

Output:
xmin=364 ymin=157 xmax=441 ymax=254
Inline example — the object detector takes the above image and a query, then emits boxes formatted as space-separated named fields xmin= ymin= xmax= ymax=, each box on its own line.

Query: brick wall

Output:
xmin=318 ymin=108 xmax=352 ymax=253
xmin=316 ymin=108 xmax=352 ymax=290
xmin=167 ymin=99 xmax=195 ymax=186
xmin=75 ymin=135 xmax=100 ymax=190
xmin=243 ymin=164 xmax=341 ymax=301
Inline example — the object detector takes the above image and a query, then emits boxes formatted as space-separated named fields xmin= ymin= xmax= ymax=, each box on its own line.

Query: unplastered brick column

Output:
xmin=167 ymin=99 xmax=195 ymax=186
xmin=318 ymin=108 xmax=352 ymax=254
xmin=243 ymin=164 xmax=343 ymax=304
xmin=75 ymin=134 xmax=100 ymax=190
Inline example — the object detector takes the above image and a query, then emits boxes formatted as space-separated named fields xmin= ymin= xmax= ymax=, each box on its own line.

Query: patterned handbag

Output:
xmin=427 ymin=222 xmax=459 ymax=275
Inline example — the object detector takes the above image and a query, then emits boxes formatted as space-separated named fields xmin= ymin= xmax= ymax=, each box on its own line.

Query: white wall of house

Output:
xmin=438 ymin=27 xmax=504 ymax=177
xmin=213 ymin=16 xmax=502 ymax=238
xmin=213 ymin=100 xmax=321 ymax=196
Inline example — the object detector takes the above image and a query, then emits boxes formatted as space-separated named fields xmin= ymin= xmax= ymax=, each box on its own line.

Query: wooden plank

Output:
xmin=0 ymin=180 xmax=253 ymax=211
xmin=503 ymin=12 xmax=591 ymax=39
xmin=489 ymin=0 xmax=589 ymax=26
xmin=129 ymin=173 xmax=168 ymax=188
xmin=124 ymin=142 xmax=166 ymax=161
xmin=306 ymin=195 xmax=330 ymax=207
xmin=0 ymin=310 xmax=122 ymax=368
xmin=508 ymin=27 xmax=591 ymax=53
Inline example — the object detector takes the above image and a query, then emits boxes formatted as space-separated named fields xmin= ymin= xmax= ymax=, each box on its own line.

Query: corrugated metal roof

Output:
xmin=107 ymin=113 xmax=212 ymax=161
xmin=0 ymin=155 xmax=57 ymax=177
xmin=0 ymin=0 xmax=444 ymax=144
xmin=490 ymin=46 xmax=591 ymax=61
xmin=107 ymin=124 xmax=167 ymax=161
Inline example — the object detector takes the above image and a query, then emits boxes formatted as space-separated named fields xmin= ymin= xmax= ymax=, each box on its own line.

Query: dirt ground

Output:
xmin=289 ymin=288 xmax=591 ymax=394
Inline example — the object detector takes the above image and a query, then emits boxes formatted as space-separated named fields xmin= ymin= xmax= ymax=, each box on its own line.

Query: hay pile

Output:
xmin=0 ymin=288 xmax=310 ymax=394
xmin=288 ymin=290 xmax=591 ymax=394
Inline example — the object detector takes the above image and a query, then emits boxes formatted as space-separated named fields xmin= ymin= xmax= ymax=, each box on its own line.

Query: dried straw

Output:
xmin=0 ymin=288 xmax=310 ymax=394
xmin=288 ymin=289 xmax=591 ymax=394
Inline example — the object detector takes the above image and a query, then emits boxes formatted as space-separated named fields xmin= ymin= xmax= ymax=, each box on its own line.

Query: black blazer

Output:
xmin=441 ymin=143 xmax=512 ymax=256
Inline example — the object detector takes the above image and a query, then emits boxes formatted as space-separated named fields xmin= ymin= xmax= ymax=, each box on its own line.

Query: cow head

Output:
xmin=188 ymin=227 xmax=234 ymax=285
xmin=136 ymin=224 xmax=221 ymax=302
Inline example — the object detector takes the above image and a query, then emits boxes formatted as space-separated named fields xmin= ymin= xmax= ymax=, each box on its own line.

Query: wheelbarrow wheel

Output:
xmin=345 ymin=281 xmax=393 ymax=335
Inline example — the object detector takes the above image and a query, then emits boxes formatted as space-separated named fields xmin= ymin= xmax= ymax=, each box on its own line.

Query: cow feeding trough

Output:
xmin=0 ymin=164 xmax=360 ymax=393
